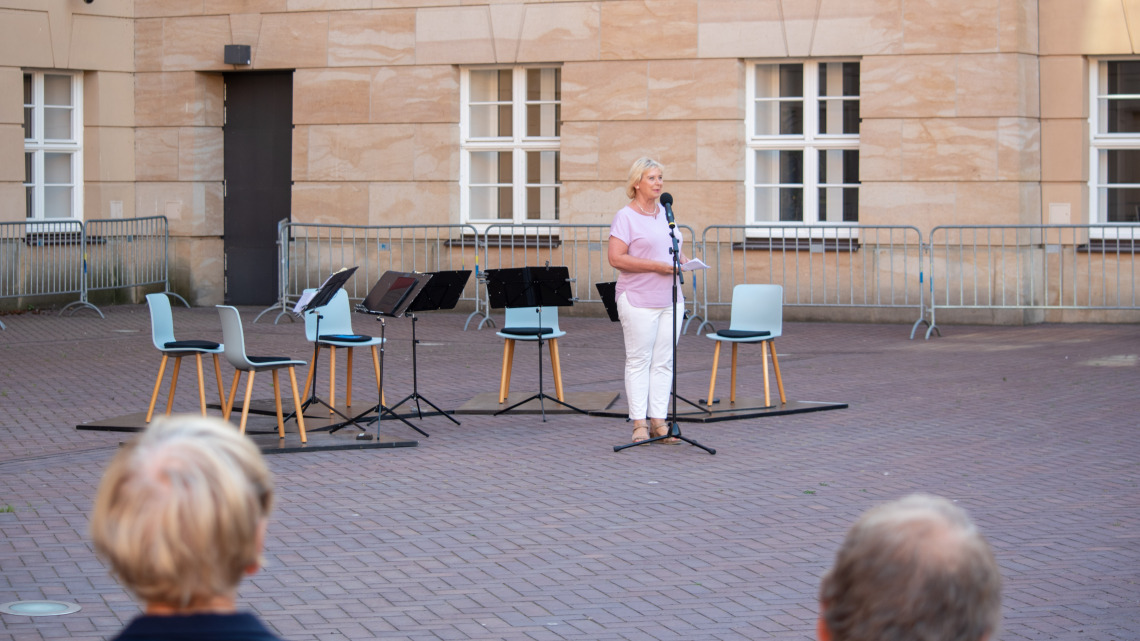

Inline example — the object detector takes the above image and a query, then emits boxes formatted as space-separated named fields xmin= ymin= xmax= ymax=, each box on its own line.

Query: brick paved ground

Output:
xmin=0 ymin=304 xmax=1137 ymax=640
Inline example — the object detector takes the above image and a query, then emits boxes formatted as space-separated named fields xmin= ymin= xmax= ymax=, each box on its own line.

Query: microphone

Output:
xmin=660 ymin=192 xmax=675 ymax=228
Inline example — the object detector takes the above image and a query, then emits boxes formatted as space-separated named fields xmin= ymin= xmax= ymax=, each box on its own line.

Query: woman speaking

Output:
xmin=608 ymin=157 xmax=688 ymax=444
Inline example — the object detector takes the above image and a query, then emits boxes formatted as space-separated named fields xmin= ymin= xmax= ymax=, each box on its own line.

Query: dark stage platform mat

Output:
xmin=210 ymin=399 xmax=370 ymax=418
xmin=76 ymin=410 xmax=418 ymax=454
xmin=455 ymin=391 xmax=620 ymax=415
xmin=589 ymin=398 xmax=848 ymax=423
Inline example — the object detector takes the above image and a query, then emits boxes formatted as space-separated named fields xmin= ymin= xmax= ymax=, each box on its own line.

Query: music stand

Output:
xmin=596 ymin=282 xmax=620 ymax=322
xmin=362 ymin=271 xmax=428 ymax=319
xmin=485 ymin=265 xmax=583 ymax=420
xmin=304 ymin=267 xmax=357 ymax=313
xmin=348 ymin=271 xmax=432 ymax=438
xmin=286 ymin=267 xmax=377 ymax=436
xmin=386 ymin=270 xmax=472 ymax=425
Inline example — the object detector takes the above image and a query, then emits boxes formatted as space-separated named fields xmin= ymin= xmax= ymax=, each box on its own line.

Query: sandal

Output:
xmin=650 ymin=419 xmax=680 ymax=444
xmin=632 ymin=421 xmax=650 ymax=443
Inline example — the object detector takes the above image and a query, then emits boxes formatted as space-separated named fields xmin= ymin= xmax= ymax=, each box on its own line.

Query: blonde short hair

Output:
xmin=625 ymin=157 xmax=664 ymax=200
xmin=90 ymin=416 xmax=273 ymax=608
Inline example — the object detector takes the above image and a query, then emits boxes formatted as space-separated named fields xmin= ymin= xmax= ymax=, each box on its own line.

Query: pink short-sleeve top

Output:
xmin=609 ymin=205 xmax=684 ymax=309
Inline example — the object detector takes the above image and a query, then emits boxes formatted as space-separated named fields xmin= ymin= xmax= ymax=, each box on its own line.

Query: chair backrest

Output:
xmin=303 ymin=288 xmax=355 ymax=341
xmin=728 ymin=284 xmax=783 ymax=339
xmin=216 ymin=305 xmax=254 ymax=370
xmin=146 ymin=293 xmax=176 ymax=349
xmin=503 ymin=306 xmax=561 ymax=333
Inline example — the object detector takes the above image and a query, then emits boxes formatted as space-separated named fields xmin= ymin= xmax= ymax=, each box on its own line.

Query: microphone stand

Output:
xmin=615 ymin=203 xmax=714 ymax=454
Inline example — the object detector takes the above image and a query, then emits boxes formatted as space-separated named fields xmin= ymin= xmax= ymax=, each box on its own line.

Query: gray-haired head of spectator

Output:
xmin=818 ymin=494 xmax=1002 ymax=641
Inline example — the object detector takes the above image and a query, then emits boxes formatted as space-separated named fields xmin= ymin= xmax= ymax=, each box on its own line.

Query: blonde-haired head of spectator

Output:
xmin=90 ymin=415 xmax=273 ymax=614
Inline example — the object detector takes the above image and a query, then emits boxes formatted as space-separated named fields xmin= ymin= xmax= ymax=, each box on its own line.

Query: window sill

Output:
xmin=733 ymin=238 xmax=861 ymax=252
xmin=1077 ymin=239 xmax=1138 ymax=253
xmin=445 ymin=235 xmax=563 ymax=249
xmin=22 ymin=232 xmax=103 ymax=246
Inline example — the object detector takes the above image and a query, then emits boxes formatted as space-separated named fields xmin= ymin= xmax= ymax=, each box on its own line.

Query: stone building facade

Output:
xmin=0 ymin=1 xmax=1134 ymax=309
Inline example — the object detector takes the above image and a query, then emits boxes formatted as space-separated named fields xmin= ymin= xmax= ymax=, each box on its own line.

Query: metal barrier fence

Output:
xmin=253 ymin=218 xmax=292 ymax=323
xmin=76 ymin=216 xmax=185 ymax=316
xmin=0 ymin=216 xmax=177 ymax=327
xmin=478 ymin=223 xmax=700 ymax=331
xmin=698 ymin=225 xmax=926 ymax=335
xmin=924 ymin=224 xmax=1140 ymax=338
xmin=248 ymin=221 xmax=1140 ymax=337
xmin=6 ymin=218 xmax=1133 ymax=335
xmin=263 ymin=223 xmax=482 ymax=326
xmin=0 ymin=220 xmax=86 ymax=328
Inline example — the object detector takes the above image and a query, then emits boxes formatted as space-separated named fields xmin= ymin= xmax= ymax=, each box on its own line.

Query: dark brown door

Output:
xmin=223 ymin=70 xmax=293 ymax=305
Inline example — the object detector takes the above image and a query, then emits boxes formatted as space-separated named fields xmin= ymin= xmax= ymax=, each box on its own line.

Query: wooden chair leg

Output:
xmin=271 ymin=369 xmax=285 ymax=438
xmin=761 ymin=340 xmax=771 ymax=407
xmin=240 ymin=370 xmax=256 ymax=434
xmin=769 ymin=341 xmax=786 ymax=404
xmin=212 ymin=354 xmax=225 ymax=415
xmin=707 ymin=341 xmax=721 ymax=407
xmin=328 ymin=346 xmax=337 ymax=413
xmin=165 ymin=356 xmax=183 ymax=416
xmin=195 ymin=353 xmax=208 ymax=416
xmin=548 ymin=337 xmax=564 ymax=402
xmin=499 ymin=339 xmax=515 ymax=403
xmin=146 ymin=354 xmax=170 ymax=422
xmin=345 ymin=347 xmax=354 ymax=408
xmin=225 ymin=370 xmax=241 ymax=421
xmin=288 ymin=366 xmax=307 ymax=444
xmin=730 ymin=343 xmax=739 ymax=404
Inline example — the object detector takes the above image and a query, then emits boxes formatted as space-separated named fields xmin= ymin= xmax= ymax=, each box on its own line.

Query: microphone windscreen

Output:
xmin=660 ymin=192 xmax=673 ymax=206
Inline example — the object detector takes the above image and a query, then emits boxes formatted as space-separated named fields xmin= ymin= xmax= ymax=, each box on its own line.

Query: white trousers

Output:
xmin=618 ymin=292 xmax=683 ymax=420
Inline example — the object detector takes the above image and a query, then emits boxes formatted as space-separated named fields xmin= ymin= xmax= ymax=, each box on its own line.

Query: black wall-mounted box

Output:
xmin=224 ymin=45 xmax=251 ymax=65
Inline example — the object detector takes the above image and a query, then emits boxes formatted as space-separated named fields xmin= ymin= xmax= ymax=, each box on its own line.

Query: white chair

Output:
xmin=216 ymin=305 xmax=308 ymax=442
xmin=705 ymin=284 xmax=786 ymax=408
xmin=299 ymin=288 xmax=385 ymax=412
xmin=145 ymin=293 xmax=225 ymax=422
xmin=496 ymin=306 xmax=566 ymax=404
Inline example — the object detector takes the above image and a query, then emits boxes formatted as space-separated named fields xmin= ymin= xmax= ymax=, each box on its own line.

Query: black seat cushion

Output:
xmin=164 ymin=339 xmax=220 ymax=350
xmin=248 ymin=355 xmax=288 ymax=365
xmin=501 ymin=327 xmax=553 ymax=337
xmin=717 ymin=329 xmax=770 ymax=339
xmin=319 ymin=334 xmax=372 ymax=342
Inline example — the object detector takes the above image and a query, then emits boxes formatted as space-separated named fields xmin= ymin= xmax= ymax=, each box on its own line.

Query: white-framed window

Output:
xmin=746 ymin=60 xmax=859 ymax=232
xmin=1090 ymin=58 xmax=1140 ymax=235
xmin=24 ymin=70 xmax=84 ymax=221
xmin=460 ymin=66 xmax=560 ymax=227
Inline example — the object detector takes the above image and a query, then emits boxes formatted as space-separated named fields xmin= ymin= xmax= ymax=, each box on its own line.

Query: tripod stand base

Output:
xmin=388 ymin=392 xmax=461 ymax=425
xmin=589 ymin=398 xmax=848 ymax=423
xmin=614 ymin=422 xmax=715 ymax=454
xmin=455 ymin=391 xmax=619 ymax=415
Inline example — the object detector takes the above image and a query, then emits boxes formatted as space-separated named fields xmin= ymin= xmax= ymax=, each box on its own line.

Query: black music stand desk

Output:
xmin=485 ymin=266 xmax=583 ymax=421
xmin=349 ymin=271 xmax=432 ymax=437
xmin=291 ymin=267 xmax=372 ymax=436
xmin=386 ymin=269 xmax=472 ymax=425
